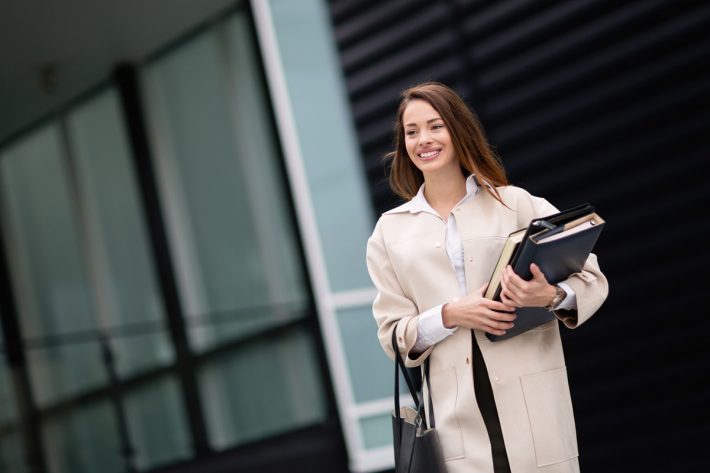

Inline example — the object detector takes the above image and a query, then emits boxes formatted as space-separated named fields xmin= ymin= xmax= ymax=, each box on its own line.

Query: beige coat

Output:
xmin=366 ymin=184 xmax=608 ymax=473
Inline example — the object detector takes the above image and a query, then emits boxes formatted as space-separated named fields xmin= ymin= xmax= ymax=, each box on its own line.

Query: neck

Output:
xmin=422 ymin=168 xmax=467 ymax=208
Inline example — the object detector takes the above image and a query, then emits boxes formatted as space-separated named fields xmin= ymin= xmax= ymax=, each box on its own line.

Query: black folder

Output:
xmin=485 ymin=204 xmax=605 ymax=342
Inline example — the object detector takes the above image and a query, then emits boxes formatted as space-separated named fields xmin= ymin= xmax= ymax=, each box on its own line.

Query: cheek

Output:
xmin=405 ymin=140 xmax=417 ymax=159
xmin=440 ymin=131 xmax=453 ymax=148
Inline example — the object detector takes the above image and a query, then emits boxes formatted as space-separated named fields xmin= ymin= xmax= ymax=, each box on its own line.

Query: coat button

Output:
xmin=468 ymin=256 xmax=473 ymax=263
xmin=494 ymin=376 xmax=502 ymax=384
xmin=435 ymin=241 xmax=442 ymax=248
xmin=465 ymin=357 xmax=470 ymax=364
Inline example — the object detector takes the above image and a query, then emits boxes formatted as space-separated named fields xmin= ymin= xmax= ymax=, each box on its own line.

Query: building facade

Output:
xmin=0 ymin=1 xmax=390 ymax=472
xmin=1 ymin=1 xmax=709 ymax=472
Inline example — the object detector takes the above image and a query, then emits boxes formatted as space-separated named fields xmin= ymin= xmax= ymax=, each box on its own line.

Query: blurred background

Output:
xmin=0 ymin=1 xmax=708 ymax=472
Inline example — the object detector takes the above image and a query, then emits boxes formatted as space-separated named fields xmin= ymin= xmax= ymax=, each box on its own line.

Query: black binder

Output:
xmin=486 ymin=204 xmax=605 ymax=342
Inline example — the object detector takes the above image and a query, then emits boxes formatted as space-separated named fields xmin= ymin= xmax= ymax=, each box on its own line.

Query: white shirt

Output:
xmin=411 ymin=175 xmax=576 ymax=352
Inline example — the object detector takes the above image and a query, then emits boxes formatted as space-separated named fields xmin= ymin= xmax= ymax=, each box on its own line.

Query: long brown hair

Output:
xmin=385 ymin=82 xmax=509 ymax=204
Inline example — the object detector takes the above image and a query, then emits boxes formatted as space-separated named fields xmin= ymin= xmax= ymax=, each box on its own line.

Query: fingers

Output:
xmin=481 ymin=312 xmax=515 ymax=335
xmin=499 ymin=277 xmax=523 ymax=307
xmin=453 ymin=289 xmax=518 ymax=336
xmin=504 ymin=266 xmax=526 ymax=292
xmin=499 ymin=286 xmax=520 ymax=307
xmin=529 ymin=263 xmax=548 ymax=283
xmin=484 ymin=326 xmax=508 ymax=337
xmin=454 ymin=308 xmax=515 ymax=336
xmin=480 ymin=298 xmax=516 ymax=314
xmin=483 ymin=308 xmax=516 ymax=323
xmin=480 ymin=308 xmax=516 ymax=336
xmin=474 ymin=282 xmax=488 ymax=296
xmin=529 ymin=263 xmax=542 ymax=278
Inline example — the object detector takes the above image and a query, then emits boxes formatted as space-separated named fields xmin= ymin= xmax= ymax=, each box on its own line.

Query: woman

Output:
xmin=365 ymin=82 xmax=608 ymax=473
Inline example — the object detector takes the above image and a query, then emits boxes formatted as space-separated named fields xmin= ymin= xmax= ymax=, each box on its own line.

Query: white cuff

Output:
xmin=555 ymin=282 xmax=577 ymax=311
xmin=412 ymin=303 xmax=457 ymax=353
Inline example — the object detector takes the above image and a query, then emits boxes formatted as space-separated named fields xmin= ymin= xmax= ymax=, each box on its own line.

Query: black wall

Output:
xmin=328 ymin=0 xmax=710 ymax=470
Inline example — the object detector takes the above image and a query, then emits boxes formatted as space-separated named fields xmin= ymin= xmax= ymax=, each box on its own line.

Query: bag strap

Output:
xmin=392 ymin=328 xmax=419 ymax=419
xmin=424 ymin=357 xmax=435 ymax=429
xmin=391 ymin=326 xmax=434 ymax=429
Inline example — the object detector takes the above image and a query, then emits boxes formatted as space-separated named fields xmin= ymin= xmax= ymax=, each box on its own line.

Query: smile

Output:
xmin=419 ymin=149 xmax=440 ymax=160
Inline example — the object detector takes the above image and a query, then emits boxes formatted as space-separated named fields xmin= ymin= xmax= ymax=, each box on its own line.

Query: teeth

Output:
xmin=420 ymin=150 xmax=439 ymax=158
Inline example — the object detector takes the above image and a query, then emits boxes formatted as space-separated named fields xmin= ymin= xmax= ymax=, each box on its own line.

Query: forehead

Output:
xmin=402 ymin=99 xmax=441 ymax=125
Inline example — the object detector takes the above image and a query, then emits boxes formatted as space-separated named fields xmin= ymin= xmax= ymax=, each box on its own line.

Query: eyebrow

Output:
xmin=404 ymin=118 xmax=443 ymax=127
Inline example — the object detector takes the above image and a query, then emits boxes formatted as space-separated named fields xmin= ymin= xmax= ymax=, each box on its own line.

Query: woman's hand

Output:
xmin=442 ymin=283 xmax=517 ymax=337
xmin=500 ymin=263 xmax=557 ymax=308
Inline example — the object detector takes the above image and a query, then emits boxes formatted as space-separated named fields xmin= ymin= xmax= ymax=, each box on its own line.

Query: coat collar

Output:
xmin=384 ymin=174 xmax=494 ymax=215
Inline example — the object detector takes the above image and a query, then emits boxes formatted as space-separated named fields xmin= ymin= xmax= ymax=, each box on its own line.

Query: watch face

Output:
xmin=549 ymin=286 xmax=565 ymax=309
xmin=553 ymin=287 xmax=565 ymax=306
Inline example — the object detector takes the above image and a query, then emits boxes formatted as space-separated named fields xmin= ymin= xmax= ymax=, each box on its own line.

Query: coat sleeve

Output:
xmin=366 ymin=219 xmax=433 ymax=367
xmin=527 ymin=193 xmax=609 ymax=328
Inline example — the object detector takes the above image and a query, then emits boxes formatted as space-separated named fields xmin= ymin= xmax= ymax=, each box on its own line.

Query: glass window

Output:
xmin=42 ymin=399 xmax=122 ymax=473
xmin=143 ymin=10 xmax=309 ymax=354
xmin=0 ymin=88 xmax=188 ymax=471
xmin=198 ymin=326 xmax=326 ymax=449
xmin=142 ymin=8 xmax=327 ymax=451
xmin=360 ymin=413 xmax=392 ymax=450
xmin=124 ymin=375 xmax=191 ymax=470
xmin=0 ymin=332 xmax=24 ymax=473
xmin=267 ymin=0 xmax=374 ymax=293
xmin=66 ymin=88 xmax=174 ymax=377
xmin=0 ymin=324 xmax=16 ymax=426
xmin=338 ymin=306 xmax=392 ymax=403
xmin=0 ymin=430 xmax=27 ymax=473
xmin=0 ymin=6 xmax=330 ymax=470
xmin=0 ymin=125 xmax=105 ymax=406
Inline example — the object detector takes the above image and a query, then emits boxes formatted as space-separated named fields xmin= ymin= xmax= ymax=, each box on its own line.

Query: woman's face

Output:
xmin=402 ymin=99 xmax=457 ymax=176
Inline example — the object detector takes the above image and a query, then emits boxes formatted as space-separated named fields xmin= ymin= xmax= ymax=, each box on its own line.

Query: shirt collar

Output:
xmin=385 ymin=174 xmax=487 ymax=215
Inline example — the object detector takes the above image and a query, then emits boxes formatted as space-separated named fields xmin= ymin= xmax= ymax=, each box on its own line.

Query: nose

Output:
xmin=418 ymin=130 xmax=433 ymax=145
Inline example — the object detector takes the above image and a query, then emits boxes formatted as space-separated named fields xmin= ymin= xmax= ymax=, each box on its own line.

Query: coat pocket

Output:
xmin=428 ymin=367 xmax=465 ymax=461
xmin=520 ymin=367 xmax=579 ymax=466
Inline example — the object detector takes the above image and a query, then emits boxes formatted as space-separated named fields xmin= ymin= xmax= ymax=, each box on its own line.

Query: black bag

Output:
xmin=391 ymin=329 xmax=446 ymax=473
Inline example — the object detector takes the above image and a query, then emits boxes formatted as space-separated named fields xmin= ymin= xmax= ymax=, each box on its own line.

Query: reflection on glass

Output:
xmin=199 ymin=326 xmax=326 ymax=449
xmin=0 ymin=5 xmax=329 ymax=470
xmin=360 ymin=413 xmax=392 ymax=450
xmin=42 ymin=399 xmax=122 ymax=473
xmin=125 ymin=375 xmax=191 ymax=470
xmin=0 ymin=350 xmax=22 ymax=472
xmin=67 ymin=88 xmax=174 ymax=377
xmin=337 ymin=306 xmax=397 ymax=403
xmin=0 ymin=334 xmax=17 ymax=426
xmin=0 ymin=430 xmax=27 ymax=473
xmin=0 ymin=125 xmax=105 ymax=406
xmin=143 ymin=10 xmax=309 ymax=353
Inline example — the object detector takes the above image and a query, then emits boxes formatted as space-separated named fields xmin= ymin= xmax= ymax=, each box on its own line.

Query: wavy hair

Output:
xmin=385 ymin=82 xmax=509 ymax=204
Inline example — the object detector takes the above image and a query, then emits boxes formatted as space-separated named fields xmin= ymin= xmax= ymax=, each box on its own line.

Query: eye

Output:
xmin=432 ymin=123 xmax=445 ymax=130
xmin=405 ymin=129 xmax=417 ymax=137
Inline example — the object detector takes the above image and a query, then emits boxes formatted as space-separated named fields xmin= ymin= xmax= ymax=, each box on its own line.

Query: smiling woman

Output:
xmin=403 ymin=100 xmax=456 ymax=175
xmin=366 ymin=82 xmax=608 ymax=473
xmin=386 ymin=83 xmax=509 ymax=211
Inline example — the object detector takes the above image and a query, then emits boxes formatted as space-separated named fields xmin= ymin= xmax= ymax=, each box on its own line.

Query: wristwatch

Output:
xmin=546 ymin=285 xmax=566 ymax=311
